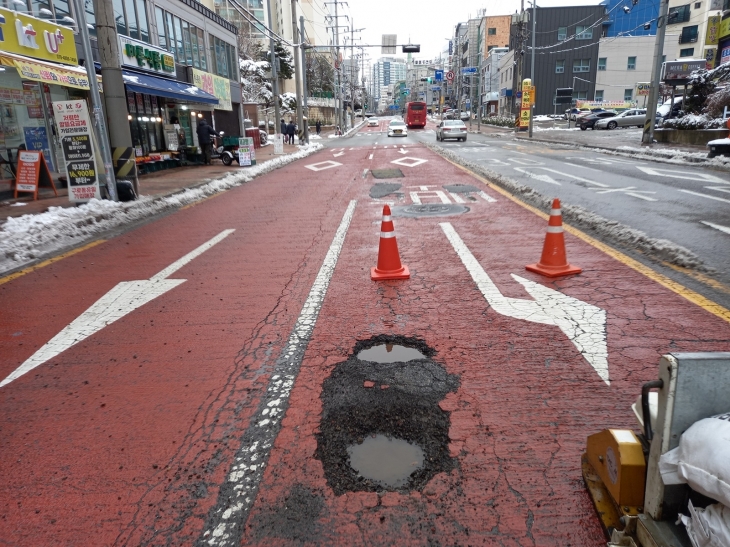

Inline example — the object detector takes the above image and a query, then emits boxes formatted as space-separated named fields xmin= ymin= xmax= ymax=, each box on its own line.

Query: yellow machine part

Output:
xmin=585 ymin=429 xmax=646 ymax=510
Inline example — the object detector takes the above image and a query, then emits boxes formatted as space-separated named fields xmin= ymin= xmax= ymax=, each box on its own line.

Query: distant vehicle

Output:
xmin=355 ymin=109 xmax=363 ymax=117
xmin=577 ymin=111 xmax=618 ymax=130
xmin=533 ymin=115 xmax=553 ymax=122
xmin=436 ymin=120 xmax=467 ymax=141
xmin=403 ymin=101 xmax=427 ymax=128
xmin=387 ymin=119 xmax=408 ymax=137
xmin=367 ymin=118 xmax=379 ymax=127
xmin=459 ymin=111 xmax=471 ymax=121
xmin=565 ymin=108 xmax=591 ymax=121
xmin=594 ymin=109 xmax=657 ymax=130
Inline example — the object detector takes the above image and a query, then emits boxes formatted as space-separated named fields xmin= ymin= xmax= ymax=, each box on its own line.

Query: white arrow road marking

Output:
xmin=333 ymin=152 xmax=345 ymax=157
xmin=707 ymin=186 xmax=730 ymax=194
xmin=514 ymin=168 xmax=561 ymax=185
xmin=678 ymin=189 xmax=730 ymax=204
xmin=701 ymin=221 xmax=730 ymax=235
xmin=636 ymin=166 xmax=725 ymax=183
xmin=1 ymin=229 xmax=235 ymax=389
xmin=441 ymin=223 xmax=609 ymax=384
xmin=590 ymin=186 xmax=658 ymax=201
xmin=514 ymin=167 xmax=610 ymax=188
xmin=508 ymin=157 xmax=544 ymax=166
xmin=399 ymin=148 xmax=407 ymax=154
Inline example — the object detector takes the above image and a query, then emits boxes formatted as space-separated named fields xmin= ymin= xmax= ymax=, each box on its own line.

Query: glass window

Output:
xmin=555 ymin=59 xmax=565 ymax=73
xmin=624 ymin=88 xmax=633 ymax=101
xmin=182 ymin=21 xmax=193 ymax=65
xmin=680 ymin=25 xmax=699 ymax=44
xmin=82 ymin=0 xmax=96 ymax=37
xmin=125 ymin=0 xmax=139 ymax=40
xmin=488 ymin=27 xmax=496 ymax=35
xmin=573 ymin=59 xmax=590 ymax=72
xmin=668 ymin=4 xmax=690 ymax=23
xmin=598 ymin=57 xmax=606 ymax=70
xmin=113 ymin=0 xmax=127 ymax=35
xmin=595 ymin=90 xmax=604 ymax=101
xmin=190 ymin=24 xmax=200 ymax=68
xmin=155 ymin=7 xmax=167 ymax=50
xmin=679 ymin=47 xmax=695 ymax=57
xmin=694 ymin=1 xmax=701 ymax=6
xmin=136 ymin=0 xmax=149 ymax=43
xmin=228 ymin=43 xmax=237 ymax=79
xmin=575 ymin=25 xmax=592 ymax=40
xmin=627 ymin=56 xmax=636 ymax=69
xmin=558 ymin=26 xmax=567 ymax=41
xmin=572 ymin=90 xmax=588 ymax=100
xmin=30 ymin=0 xmax=51 ymax=18
xmin=197 ymin=28 xmax=207 ymax=71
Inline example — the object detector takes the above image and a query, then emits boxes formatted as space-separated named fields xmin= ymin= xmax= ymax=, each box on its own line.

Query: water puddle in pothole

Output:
xmin=357 ymin=344 xmax=426 ymax=363
xmin=347 ymin=435 xmax=424 ymax=487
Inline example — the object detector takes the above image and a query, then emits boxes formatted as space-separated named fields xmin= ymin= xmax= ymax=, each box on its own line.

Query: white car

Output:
xmin=387 ymin=120 xmax=408 ymax=137
xmin=367 ymin=118 xmax=379 ymax=127
xmin=436 ymin=120 xmax=467 ymax=141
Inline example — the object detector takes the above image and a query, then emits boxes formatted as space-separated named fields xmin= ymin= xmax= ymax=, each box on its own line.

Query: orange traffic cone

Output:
xmin=371 ymin=205 xmax=410 ymax=281
xmin=525 ymin=198 xmax=582 ymax=278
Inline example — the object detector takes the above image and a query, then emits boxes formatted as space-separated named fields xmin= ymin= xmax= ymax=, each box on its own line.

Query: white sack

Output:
xmin=679 ymin=500 xmax=730 ymax=547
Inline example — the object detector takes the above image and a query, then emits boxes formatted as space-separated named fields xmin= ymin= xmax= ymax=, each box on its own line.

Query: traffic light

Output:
xmin=427 ymin=77 xmax=432 ymax=84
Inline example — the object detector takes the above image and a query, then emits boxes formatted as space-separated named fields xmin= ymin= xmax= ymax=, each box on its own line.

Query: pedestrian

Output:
xmin=196 ymin=118 xmax=217 ymax=165
xmin=286 ymin=120 xmax=296 ymax=145
xmin=280 ymin=118 xmax=287 ymax=143
xmin=315 ymin=119 xmax=321 ymax=136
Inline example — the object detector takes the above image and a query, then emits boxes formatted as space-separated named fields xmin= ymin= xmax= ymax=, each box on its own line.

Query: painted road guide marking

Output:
xmin=1 ymin=229 xmax=236 ymax=388
xmin=440 ymin=222 xmax=609 ymax=384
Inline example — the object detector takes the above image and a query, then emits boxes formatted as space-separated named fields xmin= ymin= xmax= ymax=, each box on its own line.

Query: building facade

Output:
xmin=595 ymin=36 xmax=655 ymax=104
xmin=370 ymin=57 xmax=406 ymax=110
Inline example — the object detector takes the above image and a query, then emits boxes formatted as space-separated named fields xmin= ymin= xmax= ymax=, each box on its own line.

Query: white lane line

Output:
xmin=1 ymin=230 xmax=236 ymax=389
xmin=448 ymin=191 xmax=466 ymax=203
xmin=368 ymin=153 xmax=373 ymax=160
xmin=678 ymin=189 xmax=730 ymax=204
xmin=701 ymin=221 xmax=730 ymax=234
xmin=440 ymin=222 xmax=609 ymax=384
xmin=706 ymin=186 xmax=730 ymax=194
xmin=478 ymin=191 xmax=497 ymax=203
xmin=563 ymin=162 xmax=600 ymax=171
xmin=200 ymin=201 xmax=357 ymax=546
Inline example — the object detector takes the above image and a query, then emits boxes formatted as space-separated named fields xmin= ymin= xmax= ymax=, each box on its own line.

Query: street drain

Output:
xmin=347 ymin=435 xmax=424 ymax=488
xmin=315 ymin=335 xmax=459 ymax=495
xmin=391 ymin=204 xmax=469 ymax=218
xmin=369 ymin=183 xmax=402 ymax=199
xmin=357 ymin=343 xmax=426 ymax=363
xmin=371 ymin=168 xmax=404 ymax=179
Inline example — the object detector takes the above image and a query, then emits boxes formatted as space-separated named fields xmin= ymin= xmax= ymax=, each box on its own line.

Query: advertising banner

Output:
xmin=14 ymin=150 xmax=56 ymax=199
xmin=52 ymin=100 xmax=101 ymax=202
xmin=119 ymin=35 xmax=175 ymax=75
xmin=23 ymin=126 xmax=54 ymax=172
xmin=192 ymin=69 xmax=232 ymax=111
xmin=577 ymin=100 xmax=636 ymax=109
xmin=706 ymin=15 xmax=722 ymax=45
xmin=8 ymin=56 xmax=93 ymax=90
xmin=238 ymin=137 xmax=254 ymax=166
xmin=635 ymin=83 xmax=651 ymax=97
xmin=0 ymin=6 xmax=77 ymax=64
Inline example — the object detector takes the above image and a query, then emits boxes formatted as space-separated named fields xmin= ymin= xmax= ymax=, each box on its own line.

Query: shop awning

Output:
xmin=122 ymin=70 xmax=219 ymax=105
xmin=0 ymin=52 xmax=99 ymax=90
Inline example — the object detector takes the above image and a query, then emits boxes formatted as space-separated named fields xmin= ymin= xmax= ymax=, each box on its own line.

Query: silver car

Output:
xmin=594 ymin=109 xmax=648 ymax=130
xmin=436 ymin=120 xmax=467 ymax=142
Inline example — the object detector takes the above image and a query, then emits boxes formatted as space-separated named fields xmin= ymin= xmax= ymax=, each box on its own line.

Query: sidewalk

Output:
xmin=0 ymin=139 xmax=306 ymax=223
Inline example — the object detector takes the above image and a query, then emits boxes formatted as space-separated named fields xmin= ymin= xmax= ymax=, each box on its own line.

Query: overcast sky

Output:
xmin=332 ymin=0 xmax=604 ymax=62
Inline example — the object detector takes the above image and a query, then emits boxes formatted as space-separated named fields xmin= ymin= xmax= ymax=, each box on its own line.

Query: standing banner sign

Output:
xmin=14 ymin=150 xmax=57 ymax=199
xmin=273 ymin=134 xmax=284 ymax=154
xmin=52 ymin=101 xmax=101 ymax=202
xmin=238 ymin=137 xmax=254 ymax=166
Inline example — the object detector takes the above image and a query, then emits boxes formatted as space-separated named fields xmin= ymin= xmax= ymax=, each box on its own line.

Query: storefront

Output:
xmin=119 ymin=35 xmax=219 ymax=170
xmin=0 ymin=7 xmax=84 ymax=176
xmin=718 ymin=16 xmax=730 ymax=69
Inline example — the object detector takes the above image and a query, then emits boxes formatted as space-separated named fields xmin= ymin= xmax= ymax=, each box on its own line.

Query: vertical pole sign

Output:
xmin=53 ymin=101 xmax=101 ymax=202
xmin=519 ymin=79 xmax=534 ymax=131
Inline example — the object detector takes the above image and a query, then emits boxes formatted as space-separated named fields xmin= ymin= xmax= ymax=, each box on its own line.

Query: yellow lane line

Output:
xmin=0 ymin=239 xmax=106 ymax=286
xmin=446 ymin=158 xmax=730 ymax=324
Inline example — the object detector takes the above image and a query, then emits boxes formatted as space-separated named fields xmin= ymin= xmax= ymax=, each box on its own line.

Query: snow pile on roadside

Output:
xmin=533 ymin=126 xmax=580 ymax=132
xmin=610 ymin=145 xmax=730 ymax=167
xmin=427 ymin=142 xmax=705 ymax=271
xmin=0 ymin=144 xmax=323 ymax=274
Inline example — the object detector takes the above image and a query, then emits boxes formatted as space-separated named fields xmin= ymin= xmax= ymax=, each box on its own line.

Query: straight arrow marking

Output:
xmin=1 ymin=229 xmax=235 ymax=388
xmin=440 ymin=222 xmax=609 ymax=384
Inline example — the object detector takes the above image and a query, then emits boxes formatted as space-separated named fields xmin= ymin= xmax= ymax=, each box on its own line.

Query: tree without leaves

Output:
xmin=305 ymin=53 xmax=334 ymax=94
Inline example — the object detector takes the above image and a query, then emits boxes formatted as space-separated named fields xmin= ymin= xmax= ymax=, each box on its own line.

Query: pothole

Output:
xmin=443 ymin=184 xmax=481 ymax=194
xmin=347 ymin=435 xmax=424 ymax=488
xmin=391 ymin=204 xmax=469 ymax=217
xmin=369 ymin=183 xmax=402 ymax=199
xmin=357 ymin=343 xmax=426 ymax=363
xmin=315 ymin=335 xmax=459 ymax=495
xmin=371 ymin=168 xmax=404 ymax=179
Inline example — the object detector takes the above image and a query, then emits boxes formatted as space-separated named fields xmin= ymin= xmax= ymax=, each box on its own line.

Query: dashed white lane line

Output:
xmin=199 ymin=201 xmax=357 ymax=546
xmin=368 ymin=153 xmax=373 ymax=160
xmin=678 ymin=189 xmax=730 ymax=204
xmin=701 ymin=221 xmax=730 ymax=235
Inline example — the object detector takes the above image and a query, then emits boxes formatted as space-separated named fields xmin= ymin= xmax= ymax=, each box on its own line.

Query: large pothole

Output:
xmin=315 ymin=335 xmax=459 ymax=495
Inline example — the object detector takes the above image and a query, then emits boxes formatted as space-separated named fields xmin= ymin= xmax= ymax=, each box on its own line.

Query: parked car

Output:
xmin=387 ymin=119 xmax=408 ymax=137
xmin=657 ymin=97 xmax=684 ymax=120
xmin=594 ymin=109 xmax=657 ymax=130
xmin=578 ymin=111 xmax=618 ymax=130
xmin=436 ymin=120 xmax=467 ymax=141
xmin=565 ymin=108 xmax=591 ymax=120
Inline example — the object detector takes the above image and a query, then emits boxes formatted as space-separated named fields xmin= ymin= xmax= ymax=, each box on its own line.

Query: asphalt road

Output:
xmin=339 ymin=118 xmax=730 ymax=309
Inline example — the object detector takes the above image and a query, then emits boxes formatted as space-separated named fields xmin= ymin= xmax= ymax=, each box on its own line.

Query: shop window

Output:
xmin=155 ymin=7 xmax=167 ymax=51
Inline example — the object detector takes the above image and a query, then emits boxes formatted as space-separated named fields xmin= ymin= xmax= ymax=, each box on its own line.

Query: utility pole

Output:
xmin=300 ymin=15 xmax=309 ymax=145
xmin=290 ymin=0 xmax=303 ymax=141
xmin=265 ymin=0 xmax=281 ymax=142
xmin=325 ymin=1 xmax=348 ymax=132
xmin=92 ymin=0 xmax=135 ymax=196
xmin=73 ymin=0 xmax=117 ymax=200
xmin=529 ymin=0 xmax=536 ymax=138
xmin=642 ymin=0 xmax=670 ymax=144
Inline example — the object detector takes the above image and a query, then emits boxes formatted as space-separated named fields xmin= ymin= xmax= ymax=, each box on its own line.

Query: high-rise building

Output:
xmin=370 ymin=57 xmax=407 ymax=107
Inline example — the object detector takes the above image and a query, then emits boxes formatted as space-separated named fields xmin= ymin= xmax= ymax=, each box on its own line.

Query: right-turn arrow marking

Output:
xmin=441 ymin=222 xmax=609 ymax=384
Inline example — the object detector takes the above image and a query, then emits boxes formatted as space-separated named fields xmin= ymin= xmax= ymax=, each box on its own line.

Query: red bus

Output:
xmin=403 ymin=101 xmax=427 ymax=128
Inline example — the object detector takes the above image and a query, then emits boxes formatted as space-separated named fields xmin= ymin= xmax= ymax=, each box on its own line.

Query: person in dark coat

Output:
xmin=286 ymin=121 xmax=296 ymax=145
xmin=315 ymin=120 xmax=321 ymax=136
xmin=280 ymin=119 xmax=287 ymax=143
xmin=196 ymin=119 xmax=217 ymax=165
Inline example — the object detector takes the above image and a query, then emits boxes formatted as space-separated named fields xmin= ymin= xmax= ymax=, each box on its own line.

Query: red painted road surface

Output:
xmin=1 ymin=137 xmax=729 ymax=546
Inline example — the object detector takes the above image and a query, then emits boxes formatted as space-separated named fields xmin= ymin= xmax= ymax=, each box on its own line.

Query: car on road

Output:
xmin=387 ymin=119 xmax=408 ymax=137
xmin=577 ymin=111 xmax=618 ymax=130
xmin=594 ymin=109 xmax=657 ymax=130
xmin=367 ymin=118 xmax=379 ymax=127
xmin=436 ymin=120 xmax=467 ymax=141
